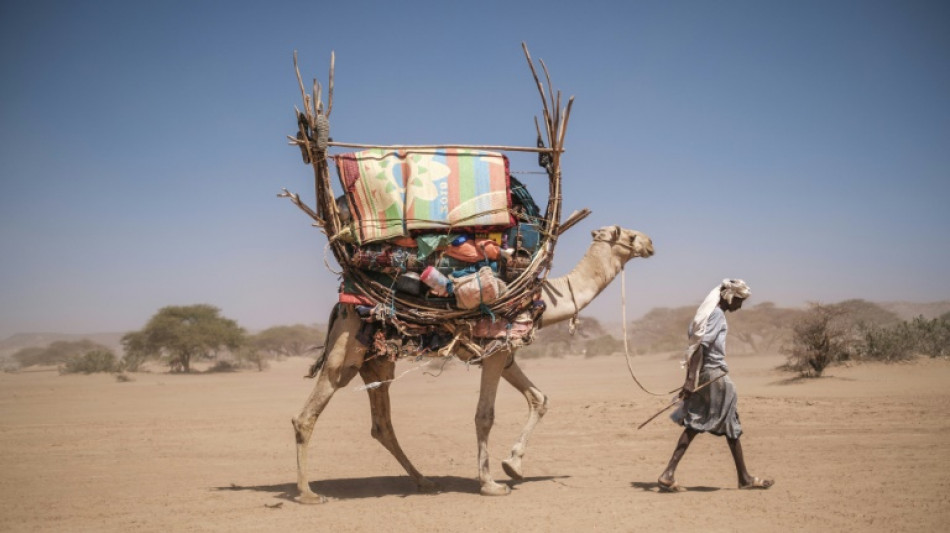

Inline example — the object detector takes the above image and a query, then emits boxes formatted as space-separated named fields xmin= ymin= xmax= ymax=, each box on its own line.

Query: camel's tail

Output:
xmin=305 ymin=303 xmax=341 ymax=378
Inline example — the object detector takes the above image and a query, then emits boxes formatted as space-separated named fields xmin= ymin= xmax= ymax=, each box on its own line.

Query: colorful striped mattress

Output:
xmin=335 ymin=149 xmax=513 ymax=243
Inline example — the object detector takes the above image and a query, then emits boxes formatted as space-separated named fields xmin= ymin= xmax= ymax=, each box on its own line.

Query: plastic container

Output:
xmin=420 ymin=266 xmax=452 ymax=297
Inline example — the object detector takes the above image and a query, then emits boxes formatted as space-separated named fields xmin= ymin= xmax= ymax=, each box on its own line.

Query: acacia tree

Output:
xmin=119 ymin=330 xmax=151 ymax=371
xmin=129 ymin=304 xmax=246 ymax=372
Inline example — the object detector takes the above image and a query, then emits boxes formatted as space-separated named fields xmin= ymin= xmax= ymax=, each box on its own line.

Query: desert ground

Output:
xmin=1 ymin=350 xmax=948 ymax=532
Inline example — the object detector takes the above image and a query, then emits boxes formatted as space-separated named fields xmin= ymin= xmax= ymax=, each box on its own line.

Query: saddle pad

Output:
xmin=335 ymin=149 xmax=513 ymax=243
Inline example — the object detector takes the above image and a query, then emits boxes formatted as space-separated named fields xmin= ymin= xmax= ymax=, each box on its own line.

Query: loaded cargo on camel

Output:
xmin=282 ymin=43 xmax=591 ymax=365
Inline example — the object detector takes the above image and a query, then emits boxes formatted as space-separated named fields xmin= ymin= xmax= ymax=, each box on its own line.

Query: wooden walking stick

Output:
xmin=636 ymin=372 xmax=728 ymax=430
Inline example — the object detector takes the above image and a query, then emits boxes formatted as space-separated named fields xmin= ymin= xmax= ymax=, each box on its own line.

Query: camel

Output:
xmin=292 ymin=225 xmax=654 ymax=502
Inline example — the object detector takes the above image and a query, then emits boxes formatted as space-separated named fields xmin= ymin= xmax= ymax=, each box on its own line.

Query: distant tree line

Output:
xmin=7 ymin=300 xmax=948 ymax=378
xmin=7 ymin=304 xmax=325 ymax=375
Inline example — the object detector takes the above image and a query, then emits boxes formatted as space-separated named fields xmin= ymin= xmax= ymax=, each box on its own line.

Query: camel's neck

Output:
xmin=538 ymin=241 xmax=625 ymax=327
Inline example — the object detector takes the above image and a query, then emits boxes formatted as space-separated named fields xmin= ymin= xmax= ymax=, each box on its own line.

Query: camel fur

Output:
xmin=291 ymin=225 xmax=654 ymax=502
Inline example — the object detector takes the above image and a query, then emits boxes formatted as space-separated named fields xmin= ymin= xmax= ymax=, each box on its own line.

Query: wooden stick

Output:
xmin=314 ymin=79 xmax=322 ymax=115
xmin=558 ymin=97 xmax=574 ymax=149
xmin=636 ymin=373 xmax=728 ymax=430
xmin=277 ymin=188 xmax=322 ymax=224
xmin=323 ymin=141 xmax=561 ymax=153
xmin=541 ymin=59 xmax=557 ymax=130
xmin=293 ymin=51 xmax=312 ymax=118
xmin=522 ymin=43 xmax=551 ymax=144
xmin=557 ymin=208 xmax=591 ymax=235
xmin=327 ymin=50 xmax=335 ymax=117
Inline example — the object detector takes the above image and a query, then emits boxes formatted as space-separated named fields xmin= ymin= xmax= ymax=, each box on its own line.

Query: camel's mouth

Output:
xmin=644 ymin=241 xmax=655 ymax=257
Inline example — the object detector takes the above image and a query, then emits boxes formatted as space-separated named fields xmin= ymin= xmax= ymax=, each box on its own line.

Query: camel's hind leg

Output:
xmin=359 ymin=358 xmax=438 ymax=493
xmin=500 ymin=358 xmax=548 ymax=480
xmin=292 ymin=304 xmax=365 ymax=504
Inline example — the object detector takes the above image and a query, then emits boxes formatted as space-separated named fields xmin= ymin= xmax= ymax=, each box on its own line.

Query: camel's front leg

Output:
xmin=474 ymin=350 xmax=511 ymax=496
xmin=359 ymin=358 xmax=438 ymax=493
xmin=292 ymin=305 xmax=364 ymax=504
xmin=500 ymin=359 xmax=548 ymax=480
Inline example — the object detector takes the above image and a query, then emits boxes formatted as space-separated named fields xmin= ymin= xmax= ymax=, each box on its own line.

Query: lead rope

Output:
xmin=621 ymin=265 xmax=668 ymax=397
xmin=567 ymin=277 xmax=579 ymax=335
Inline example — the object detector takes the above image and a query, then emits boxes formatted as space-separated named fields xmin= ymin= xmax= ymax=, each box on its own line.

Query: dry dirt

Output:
xmin=1 ymin=351 xmax=948 ymax=532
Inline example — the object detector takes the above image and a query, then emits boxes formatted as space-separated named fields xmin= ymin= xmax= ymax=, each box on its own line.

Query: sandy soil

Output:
xmin=1 ymin=351 xmax=948 ymax=532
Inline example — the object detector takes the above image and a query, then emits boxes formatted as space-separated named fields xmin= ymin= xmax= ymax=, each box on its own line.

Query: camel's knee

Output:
xmin=528 ymin=388 xmax=549 ymax=415
xmin=475 ymin=407 xmax=495 ymax=431
xmin=292 ymin=417 xmax=313 ymax=444
xmin=325 ymin=363 xmax=361 ymax=389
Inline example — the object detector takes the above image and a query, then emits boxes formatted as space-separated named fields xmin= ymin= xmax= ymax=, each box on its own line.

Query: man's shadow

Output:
xmin=630 ymin=481 xmax=720 ymax=493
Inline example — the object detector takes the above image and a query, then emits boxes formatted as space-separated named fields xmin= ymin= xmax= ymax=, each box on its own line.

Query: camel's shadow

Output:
xmin=217 ymin=475 xmax=568 ymax=502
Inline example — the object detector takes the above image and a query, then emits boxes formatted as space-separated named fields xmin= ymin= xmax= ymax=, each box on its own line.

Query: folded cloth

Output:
xmin=336 ymin=149 xmax=513 ymax=243
xmin=445 ymin=239 xmax=501 ymax=262
xmin=336 ymin=150 xmax=407 ymax=242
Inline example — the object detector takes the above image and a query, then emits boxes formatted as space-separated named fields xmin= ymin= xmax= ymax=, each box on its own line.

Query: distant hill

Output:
xmin=621 ymin=300 xmax=950 ymax=356
xmin=878 ymin=301 xmax=950 ymax=321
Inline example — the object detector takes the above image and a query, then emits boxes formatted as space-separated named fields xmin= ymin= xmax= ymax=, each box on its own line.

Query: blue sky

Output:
xmin=1 ymin=1 xmax=948 ymax=337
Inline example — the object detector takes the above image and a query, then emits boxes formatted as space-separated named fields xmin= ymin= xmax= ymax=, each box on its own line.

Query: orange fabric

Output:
xmin=339 ymin=292 xmax=374 ymax=306
xmin=445 ymin=239 xmax=500 ymax=262
xmin=390 ymin=236 xmax=418 ymax=248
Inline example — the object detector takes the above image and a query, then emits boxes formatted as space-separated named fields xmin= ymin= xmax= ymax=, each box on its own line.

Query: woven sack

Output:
xmin=453 ymin=266 xmax=507 ymax=309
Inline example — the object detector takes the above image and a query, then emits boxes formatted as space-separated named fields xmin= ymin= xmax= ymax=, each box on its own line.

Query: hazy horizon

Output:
xmin=2 ymin=1 xmax=948 ymax=339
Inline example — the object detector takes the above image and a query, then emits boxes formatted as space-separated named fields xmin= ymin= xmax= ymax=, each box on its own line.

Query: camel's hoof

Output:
xmin=417 ymin=478 xmax=441 ymax=494
xmin=295 ymin=492 xmax=328 ymax=505
xmin=480 ymin=482 xmax=511 ymax=496
xmin=501 ymin=458 xmax=524 ymax=481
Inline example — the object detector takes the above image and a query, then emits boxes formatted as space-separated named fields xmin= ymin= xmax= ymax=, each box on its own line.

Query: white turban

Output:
xmin=720 ymin=278 xmax=751 ymax=304
xmin=683 ymin=279 xmax=751 ymax=386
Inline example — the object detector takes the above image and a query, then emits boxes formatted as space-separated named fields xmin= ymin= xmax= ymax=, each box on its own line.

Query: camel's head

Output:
xmin=591 ymin=225 xmax=654 ymax=262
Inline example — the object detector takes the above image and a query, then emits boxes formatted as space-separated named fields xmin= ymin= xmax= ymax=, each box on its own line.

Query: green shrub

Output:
xmin=60 ymin=350 xmax=118 ymax=374
xmin=907 ymin=316 xmax=950 ymax=358
xmin=15 ymin=340 xmax=111 ymax=368
xmin=856 ymin=315 xmax=950 ymax=361
xmin=859 ymin=322 xmax=916 ymax=362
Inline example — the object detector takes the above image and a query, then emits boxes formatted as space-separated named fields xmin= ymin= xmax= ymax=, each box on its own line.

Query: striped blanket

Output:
xmin=335 ymin=149 xmax=513 ymax=243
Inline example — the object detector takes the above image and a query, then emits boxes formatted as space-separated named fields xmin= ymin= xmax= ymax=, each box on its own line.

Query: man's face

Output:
xmin=726 ymin=297 xmax=745 ymax=312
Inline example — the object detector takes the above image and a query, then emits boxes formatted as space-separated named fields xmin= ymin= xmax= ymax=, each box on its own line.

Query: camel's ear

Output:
xmin=611 ymin=225 xmax=621 ymax=240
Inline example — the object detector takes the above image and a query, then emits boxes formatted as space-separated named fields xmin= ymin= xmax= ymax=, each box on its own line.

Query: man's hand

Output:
xmin=679 ymin=384 xmax=694 ymax=400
